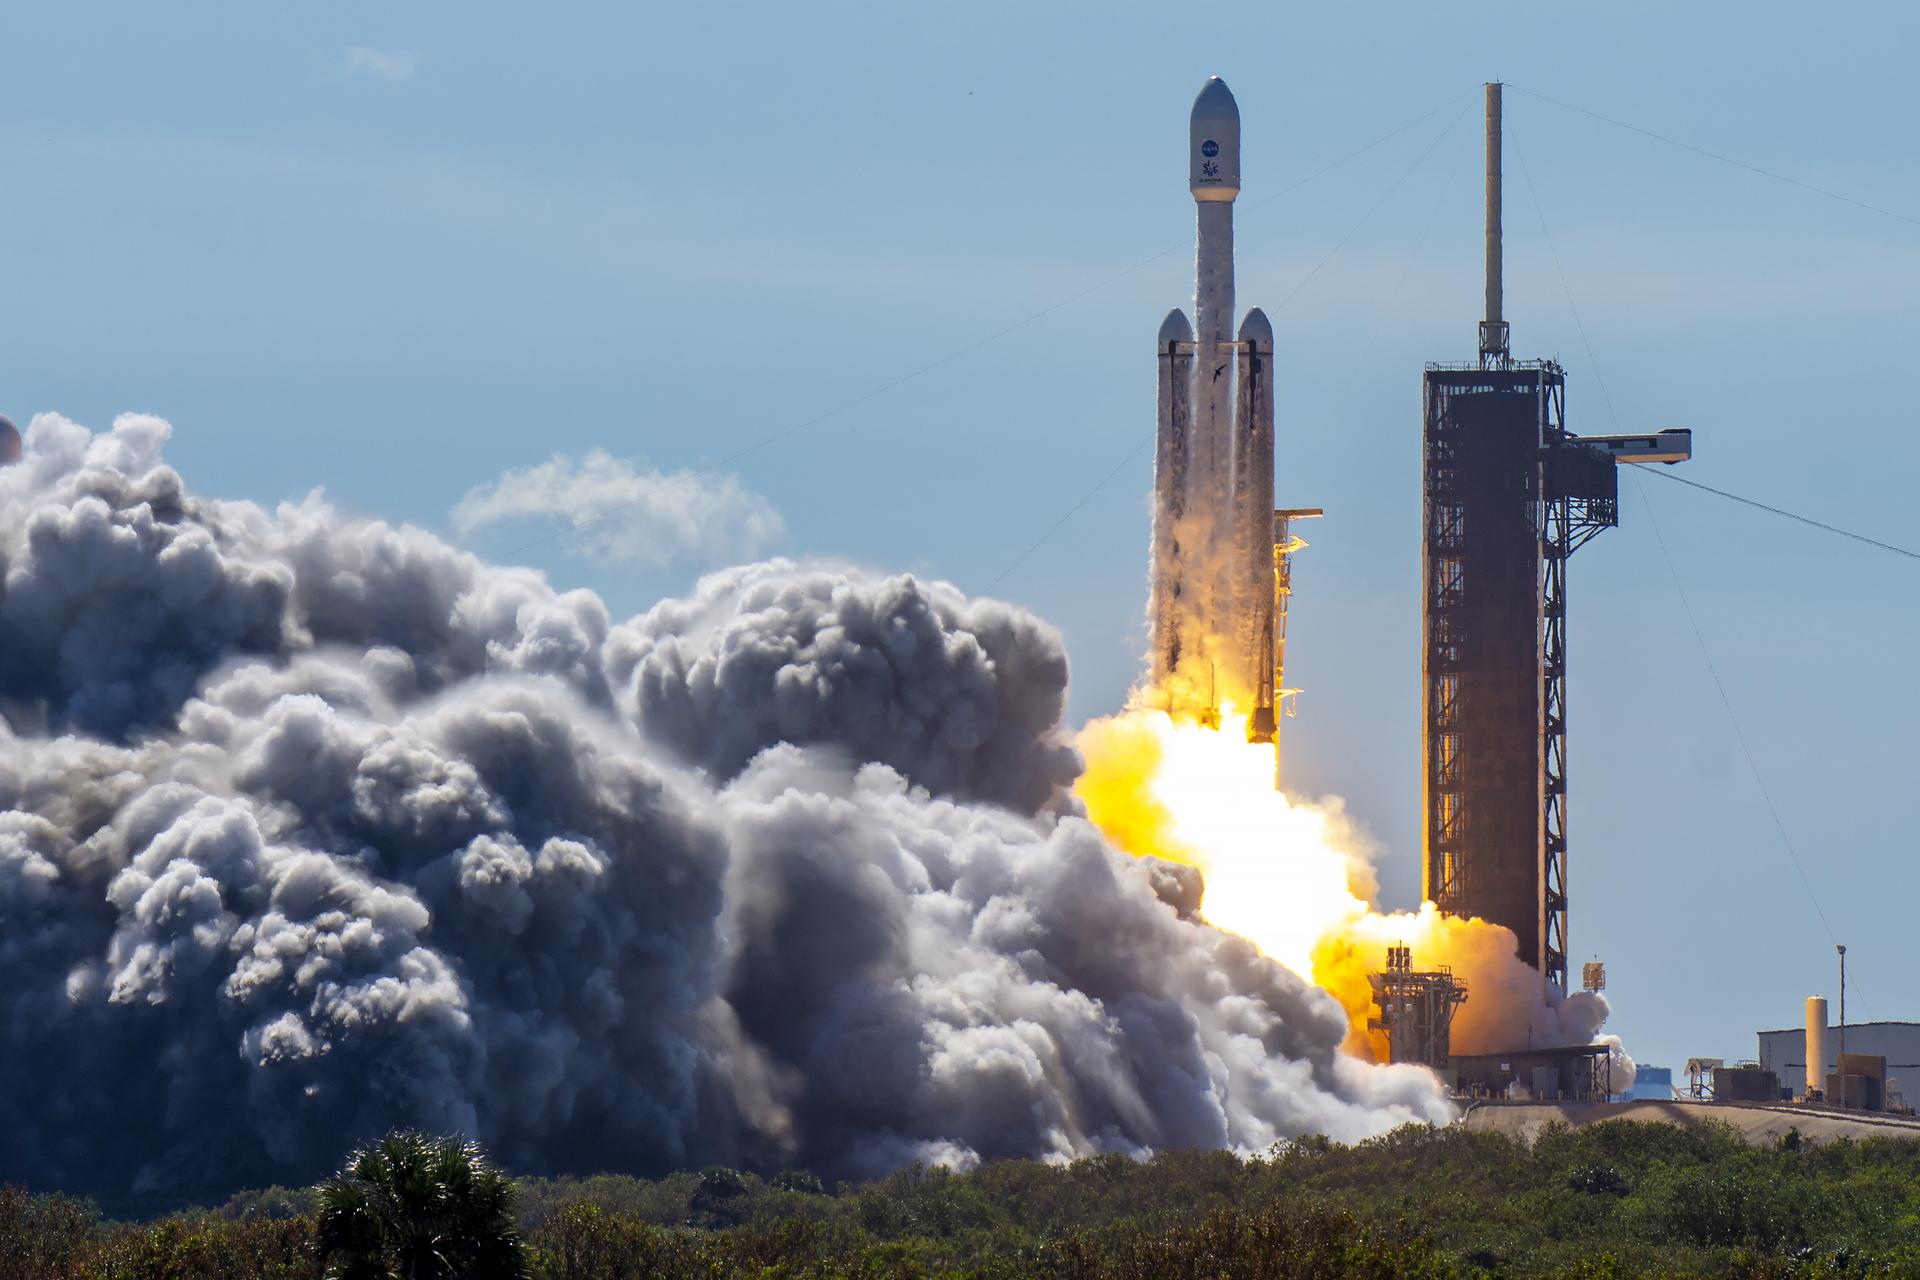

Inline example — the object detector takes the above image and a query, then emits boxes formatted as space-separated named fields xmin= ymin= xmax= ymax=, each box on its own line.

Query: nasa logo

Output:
xmin=1201 ymin=139 xmax=1220 ymax=158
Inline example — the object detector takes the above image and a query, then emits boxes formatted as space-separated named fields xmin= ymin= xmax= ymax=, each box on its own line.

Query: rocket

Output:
xmin=1150 ymin=77 xmax=1278 ymax=742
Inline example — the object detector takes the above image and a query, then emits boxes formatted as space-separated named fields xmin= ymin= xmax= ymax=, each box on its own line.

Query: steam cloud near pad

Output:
xmin=0 ymin=413 xmax=1454 ymax=1196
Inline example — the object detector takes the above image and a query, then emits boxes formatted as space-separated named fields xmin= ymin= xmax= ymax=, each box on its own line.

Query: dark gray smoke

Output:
xmin=0 ymin=413 xmax=1452 ymax=1196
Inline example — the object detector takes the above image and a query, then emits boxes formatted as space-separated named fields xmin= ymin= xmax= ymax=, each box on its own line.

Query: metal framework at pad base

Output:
xmin=1451 ymin=1043 xmax=1617 ymax=1102
xmin=1367 ymin=944 xmax=1469 ymax=1070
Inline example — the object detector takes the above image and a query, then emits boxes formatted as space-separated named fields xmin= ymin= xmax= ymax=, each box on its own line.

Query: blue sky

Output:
xmin=4 ymin=2 xmax=1915 ymax=1077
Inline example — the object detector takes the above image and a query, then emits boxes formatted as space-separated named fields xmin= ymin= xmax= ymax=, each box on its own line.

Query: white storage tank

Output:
xmin=1806 ymin=996 xmax=1829 ymax=1098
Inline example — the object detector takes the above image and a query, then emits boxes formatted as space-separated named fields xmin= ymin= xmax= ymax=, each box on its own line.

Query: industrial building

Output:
xmin=1758 ymin=1021 xmax=1920 ymax=1108
xmin=1418 ymin=83 xmax=1691 ymax=995
xmin=1450 ymin=1044 xmax=1618 ymax=1102
xmin=1624 ymin=1065 xmax=1673 ymax=1101
xmin=1715 ymin=1065 xmax=1781 ymax=1103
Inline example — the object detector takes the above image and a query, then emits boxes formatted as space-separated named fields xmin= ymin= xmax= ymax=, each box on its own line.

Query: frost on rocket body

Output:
xmin=0 ymin=413 xmax=1452 ymax=1195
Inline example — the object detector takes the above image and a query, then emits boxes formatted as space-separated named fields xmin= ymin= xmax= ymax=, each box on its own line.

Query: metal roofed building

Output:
xmin=1624 ymin=1064 xmax=1673 ymax=1101
xmin=1758 ymin=1021 xmax=1920 ymax=1103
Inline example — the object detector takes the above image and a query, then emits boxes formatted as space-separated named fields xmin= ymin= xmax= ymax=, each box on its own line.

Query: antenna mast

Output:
xmin=1478 ymin=82 xmax=1509 ymax=368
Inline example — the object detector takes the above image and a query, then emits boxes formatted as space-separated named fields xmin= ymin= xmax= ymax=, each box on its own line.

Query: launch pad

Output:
xmin=1144 ymin=77 xmax=1696 ymax=1081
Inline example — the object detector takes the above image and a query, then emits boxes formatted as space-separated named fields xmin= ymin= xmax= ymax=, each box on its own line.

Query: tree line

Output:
xmin=7 ymin=1120 xmax=1920 ymax=1278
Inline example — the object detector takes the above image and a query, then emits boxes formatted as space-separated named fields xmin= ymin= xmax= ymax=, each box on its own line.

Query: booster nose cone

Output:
xmin=1190 ymin=76 xmax=1241 ymax=202
xmin=1158 ymin=307 xmax=1194 ymax=346
xmin=0 ymin=416 xmax=19 ymax=466
xmin=1236 ymin=307 xmax=1273 ymax=346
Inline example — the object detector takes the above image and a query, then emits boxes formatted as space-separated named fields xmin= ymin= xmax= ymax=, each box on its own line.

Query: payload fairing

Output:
xmin=1150 ymin=77 xmax=1295 ymax=743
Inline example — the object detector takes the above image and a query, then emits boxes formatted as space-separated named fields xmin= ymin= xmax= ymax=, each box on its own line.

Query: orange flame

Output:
xmin=1075 ymin=706 xmax=1575 ymax=1061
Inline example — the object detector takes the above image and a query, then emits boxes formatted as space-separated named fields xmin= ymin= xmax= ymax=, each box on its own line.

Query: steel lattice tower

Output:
xmin=1420 ymin=84 xmax=1684 ymax=997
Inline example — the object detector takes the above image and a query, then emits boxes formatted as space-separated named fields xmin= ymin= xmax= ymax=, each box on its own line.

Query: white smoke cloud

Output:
xmin=0 ymin=412 xmax=1452 ymax=1196
xmin=453 ymin=449 xmax=784 ymax=568
xmin=344 ymin=46 xmax=418 ymax=82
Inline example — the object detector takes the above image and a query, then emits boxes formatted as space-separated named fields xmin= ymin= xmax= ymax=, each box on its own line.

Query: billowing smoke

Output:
xmin=0 ymin=413 xmax=1454 ymax=1196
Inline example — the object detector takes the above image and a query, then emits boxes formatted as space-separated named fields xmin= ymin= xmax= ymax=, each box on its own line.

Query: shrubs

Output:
xmin=771 ymin=1169 xmax=824 ymax=1195
xmin=1044 ymin=1207 xmax=1454 ymax=1280
xmin=83 ymin=1214 xmax=320 ymax=1280
xmin=526 ymin=1205 xmax=658 ymax=1280
xmin=1566 ymin=1164 xmax=1631 ymax=1198
xmin=0 ymin=1198 xmax=322 ymax=1280
xmin=0 ymin=1186 xmax=98 ymax=1280
xmin=10 ymin=1121 xmax=1920 ymax=1277
xmin=686 ymin=1167 xmax=752 ymax=1230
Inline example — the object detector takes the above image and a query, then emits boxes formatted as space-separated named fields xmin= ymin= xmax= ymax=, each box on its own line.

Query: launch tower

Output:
xmin=1420 ymin=84 xmax=1692 ymax=995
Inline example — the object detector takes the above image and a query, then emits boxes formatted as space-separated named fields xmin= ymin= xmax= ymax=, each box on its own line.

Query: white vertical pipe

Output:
xmin=1806 ymin=995 xmax=1829 ymax=1099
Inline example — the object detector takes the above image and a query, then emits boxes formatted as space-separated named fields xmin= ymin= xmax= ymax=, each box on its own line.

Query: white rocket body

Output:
xmin=1150 ymin=77 xmax=1277 ymax=740
xmin=1149 ymin=309 xmax=1194 ymax=692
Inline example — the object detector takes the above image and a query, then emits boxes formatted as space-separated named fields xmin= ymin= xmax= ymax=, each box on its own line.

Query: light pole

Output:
xmin=1837 ymin=944 xmax=1848 ymax=1104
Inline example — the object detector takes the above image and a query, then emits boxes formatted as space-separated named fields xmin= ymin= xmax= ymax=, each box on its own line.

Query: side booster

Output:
xmin=1149 ymin=77 xmax=1289 ymax=744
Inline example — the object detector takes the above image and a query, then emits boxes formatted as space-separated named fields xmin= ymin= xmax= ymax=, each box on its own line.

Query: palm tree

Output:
xmin=317 ymin=1131 xmax=528 ymax=1280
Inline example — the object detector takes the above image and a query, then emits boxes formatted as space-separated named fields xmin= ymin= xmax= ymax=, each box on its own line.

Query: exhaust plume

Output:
xmin=0 ymin=412 xmax=1454 ymax=1196
xmin=1075 ymin=705 xmax=1635 ymax=1093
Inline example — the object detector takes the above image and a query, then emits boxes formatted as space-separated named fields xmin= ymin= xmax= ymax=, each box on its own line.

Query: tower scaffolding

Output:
xmin=1368 ymin=944 xmax=1469 ymax=1069
xmin=1421 ymin=83 xmax=1692 ymax=996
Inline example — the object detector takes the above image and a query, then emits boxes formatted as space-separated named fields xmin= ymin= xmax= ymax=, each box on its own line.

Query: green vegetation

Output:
xmin=7 ymin=1120 xmax=1920 ymax=1277
xmin=316 ymin=1132 xmax=527 ymax=1279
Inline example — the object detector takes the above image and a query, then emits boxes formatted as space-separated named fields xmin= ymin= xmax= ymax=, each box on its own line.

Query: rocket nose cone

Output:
xmin=1191 ymin=76 xmax=1238 ymax=122
xmin=1237 ymin=307 xmax=1273 ymax=346
xmin=1190 ymin=77 xmax=1241 ymax=201
xmin=1158 ymin=308 xmax=1194 ymax=345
